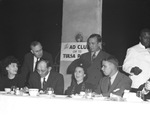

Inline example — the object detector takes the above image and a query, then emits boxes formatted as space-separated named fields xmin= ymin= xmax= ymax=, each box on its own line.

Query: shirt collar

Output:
xmin=109 ymin=71 xmax=118 ymax=84
xmin=92 ymin=49 xmax=100 ymax=56
xmin=139 ymin=42 xmax=147 ymax=49
xmin=34 ymin=56 xmax=40 ymax=62
xmin=42 ymin=71 xmax=50 ymax=82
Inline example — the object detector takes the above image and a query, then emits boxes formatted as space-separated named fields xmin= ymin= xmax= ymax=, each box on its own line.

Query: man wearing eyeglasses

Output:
xmin=28 ymin=59 xmax=64 ymax=95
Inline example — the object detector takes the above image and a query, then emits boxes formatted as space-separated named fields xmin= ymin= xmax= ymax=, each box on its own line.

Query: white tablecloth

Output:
xmin=0 ymin=93 xmax=149 ymax=117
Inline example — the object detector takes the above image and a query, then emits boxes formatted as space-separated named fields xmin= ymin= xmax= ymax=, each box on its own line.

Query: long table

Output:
xmin=0 ymin=93 xmax=149 ymax=117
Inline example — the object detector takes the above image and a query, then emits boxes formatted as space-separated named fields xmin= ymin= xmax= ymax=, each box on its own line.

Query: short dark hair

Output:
xmin=1 ymin=56 xmax=19 ymax=76
xmin=102 ymin=55 xmax=119 ymax=67
xmin=74 ymin=62 xmax=87 ymax=75
xmin=87 ymin=34 xmax=102 ymax=43
xmin=140 ymin=28 xmax=150 ymax=37
xmin=30 ymin=41 xmax=42 ymax=49
xmin=72 ymin=62 xmax=88 ymax=82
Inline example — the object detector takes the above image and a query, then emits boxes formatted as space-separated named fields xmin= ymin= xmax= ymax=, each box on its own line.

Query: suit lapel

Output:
xmin=101 ymin=77 xmax=110 ymax=93
xmin=91 ymin=51 xmax=103 ymax=65
xmin=87 ymin=52 xmax=92 ymax=64
xmin=109 ymin=72 xmax=121 ymax=92
xmin=44 ymin=72 xmax=53 ymax=90
xmin=30 ymin=54 xmax=34 ymax=72
xmin=35 ymin=73 xmax=42 ymax=89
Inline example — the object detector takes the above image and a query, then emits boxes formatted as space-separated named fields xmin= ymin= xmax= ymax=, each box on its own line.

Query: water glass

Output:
xmin=136 ymin=91 xmax=145 ymax=100
xmin=46 ymin=87 xmax=54 ymax=95
xmin=85 ymin=89 xmax=93 ymax=98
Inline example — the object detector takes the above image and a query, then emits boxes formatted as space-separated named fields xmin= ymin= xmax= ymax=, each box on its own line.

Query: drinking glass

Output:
xmin=11 ymin=86 xmax=17 ymax=94
xmin=46 ymin=87 xmax=54 ymax=95
xmin=85 ymin=89 xmax=93 ymax=98
xmin=136 ymin=91 xmax=145 ymax=100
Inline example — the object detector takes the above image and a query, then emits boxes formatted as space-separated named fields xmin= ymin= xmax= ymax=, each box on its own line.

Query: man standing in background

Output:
xmin=68 ymin=34 xmax=111 ymax=89
xmin=21 ymin=41 xmax=53 ymax=86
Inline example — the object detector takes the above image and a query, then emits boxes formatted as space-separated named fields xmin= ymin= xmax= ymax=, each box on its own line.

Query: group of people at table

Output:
xmin=0 ymin=28 xmax=150 ymax=101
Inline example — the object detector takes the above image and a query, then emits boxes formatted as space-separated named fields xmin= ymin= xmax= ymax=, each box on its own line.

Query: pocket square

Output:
xmin=113 ymin=88 xmax=120 ymax=92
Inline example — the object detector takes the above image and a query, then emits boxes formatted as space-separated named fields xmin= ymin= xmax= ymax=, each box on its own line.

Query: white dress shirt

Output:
xmin=91 ymin=50 xmax=100 ymax=58
xmin=40 ymin=72 xmax=50 ymax=89
xmin=123 ymin=43 xmax=150 ymax=88
xmin=110 ymin=71 xmax=118 ymax=85
xmin=33 ymin=56 xmax=40 ymax=71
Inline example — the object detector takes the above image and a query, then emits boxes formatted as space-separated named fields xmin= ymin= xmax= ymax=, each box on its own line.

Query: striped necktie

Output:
xmin=108 ymin=77 xmax=111 ymax=91
xmin=34 ymin=58 xmax=39 ymax=71
xmin=91 ymin=52 xmax=96 ymax=62
xmin=43 ymin=78 xmax=46 ymax=90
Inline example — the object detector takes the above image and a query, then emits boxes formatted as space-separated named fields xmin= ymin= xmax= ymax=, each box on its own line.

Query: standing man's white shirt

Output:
xmin=40 ymin=71 xmax=50 ymax=89
xmin=123 ymin=42 xmax=150 ymax=88
xmin=33 ymin=56 xmax=40 ymax=71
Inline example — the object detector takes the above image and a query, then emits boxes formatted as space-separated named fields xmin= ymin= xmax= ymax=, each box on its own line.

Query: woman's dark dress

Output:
xmin=0 ymin=74 xmax=23 ymax=91
xmin=65 ymin=81 xmax=94 ymax=95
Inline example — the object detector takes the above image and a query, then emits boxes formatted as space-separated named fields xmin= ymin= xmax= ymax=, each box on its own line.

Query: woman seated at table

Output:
xmin=0 ymin=56 xmax=24 ymax=91
xmin=65 ymin=62 xmax=94 ymax=95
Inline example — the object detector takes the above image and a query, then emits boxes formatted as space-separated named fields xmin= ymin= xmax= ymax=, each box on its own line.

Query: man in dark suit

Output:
xmin=28 ymin=59 xmax=64 ymax=95
xmin=67 ymin=34 xmax=111 ymax=89
xmin=21 ymin=41 xmax=53 ymax=86
xmin=95 ymin=56 xmax=132 ymax=97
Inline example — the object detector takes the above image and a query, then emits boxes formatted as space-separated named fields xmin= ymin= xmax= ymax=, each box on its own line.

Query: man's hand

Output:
xmin=130 ymin=66 xmax=142 ymax=75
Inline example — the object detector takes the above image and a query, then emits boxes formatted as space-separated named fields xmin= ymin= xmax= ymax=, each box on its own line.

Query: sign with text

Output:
xmin=60 ymin=42 xmax=88 ymax=61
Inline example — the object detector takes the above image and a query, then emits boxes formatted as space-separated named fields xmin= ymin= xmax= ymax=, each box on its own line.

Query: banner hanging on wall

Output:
xmin=60 ymin=42 xmax=88 ymax=61
xmin=59 ymin=0 xmax=103 ymax=91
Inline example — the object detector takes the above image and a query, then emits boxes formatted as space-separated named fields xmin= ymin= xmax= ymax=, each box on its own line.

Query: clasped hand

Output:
xmin=130 ymin=66 xmax=142 ymax=75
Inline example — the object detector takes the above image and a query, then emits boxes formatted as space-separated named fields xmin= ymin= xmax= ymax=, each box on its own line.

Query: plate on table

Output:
xmin=93 ymin=96 xmax=106 ymax=100
xmin=22 ymin=93 xmax=29 ymax=96
xmin=146 ymin=99 xmax=150 ymax=102
xmin=39 ymin=94 xmax=48 ymax=97
xmin=0 ymin=91 xmax=7 ymax=94
xmin=71 ymin=95 xmax=83 ymax=99
xmin=54 ymin=95 xmax=68 ymax=98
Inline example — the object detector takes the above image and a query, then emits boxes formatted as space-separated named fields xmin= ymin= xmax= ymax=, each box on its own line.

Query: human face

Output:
xmin=88 ymin=37 xmax=101 ymax=52
xmin=36 ymin=61 xmax=50 ymax=78
xmin=6 ymin=63 xmax=18 ymax=75
xmin=101 ymin=61 xmax=113 ymax=76
xmin=31 ymin=44 xmax=43 ymax=58
xmin=74 ymin=67 xmax=85 ymax=83
xmin=140 ymin=32 xmax=150 ymax=48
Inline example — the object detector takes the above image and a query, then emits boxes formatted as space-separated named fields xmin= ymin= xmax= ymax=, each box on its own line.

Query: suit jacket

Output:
xmin=21 ymin=51 xmax=53 ymax=86
xmin=28 ymin=71 xmax=64 ymax=95
xmin=95 ymin=71 xmax=132 ymax=97
xmin=67 ymin=50 xmax=111 ymax=89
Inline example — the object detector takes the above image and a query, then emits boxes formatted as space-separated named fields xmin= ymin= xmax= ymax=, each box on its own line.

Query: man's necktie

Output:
xmin=34 ymin=58 xmax=39 ymax=71
xmin=43 ymin=78 xmax=46 ymax=90
xmin=108 ymin=77 xmax=111 ymax=91
xmin=91 ymin=52 xmax=96 ymax=62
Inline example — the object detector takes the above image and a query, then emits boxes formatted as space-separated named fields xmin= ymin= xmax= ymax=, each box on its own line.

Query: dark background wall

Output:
xmin=0 ymin=0 xmax=63 ymax=66
xmin=0 ymin=0 xmax=150 ymax=67
xmin=103 ymin=0 xmax=150 ymax=65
